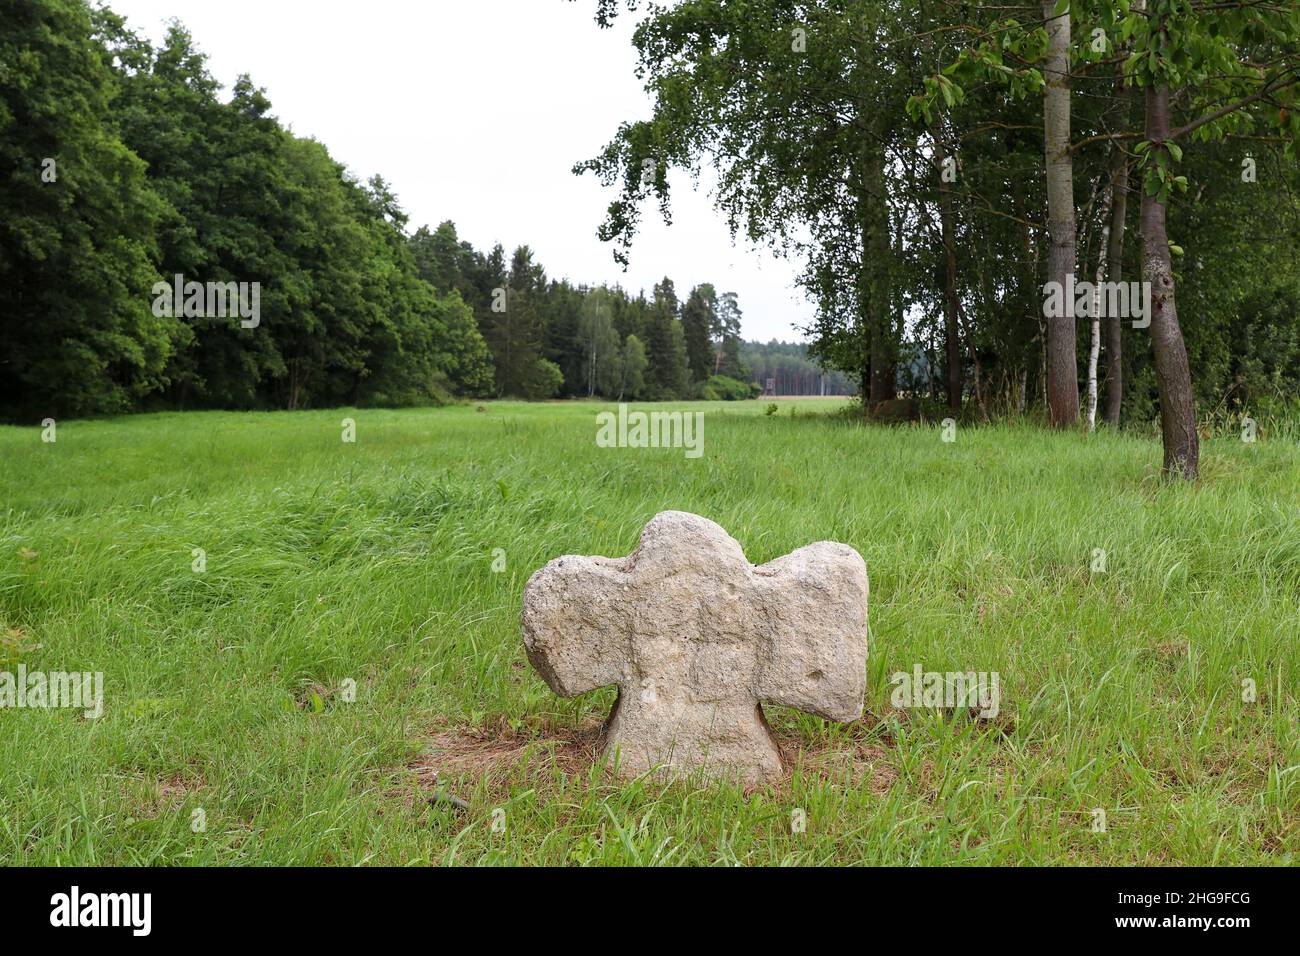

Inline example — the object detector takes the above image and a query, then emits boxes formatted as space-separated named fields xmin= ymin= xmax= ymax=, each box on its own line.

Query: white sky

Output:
xmin=107 ymin=0 xmax=816 ymax=342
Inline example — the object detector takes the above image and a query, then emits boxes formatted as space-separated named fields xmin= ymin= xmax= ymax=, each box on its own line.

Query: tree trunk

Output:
xmin=934 ymin=127 xmax=963 ymax=415
xmin=1042 ymin=1 xmax=1079 ymax=427
xmin=861 ymin=140 xmax=894 ymax=404
xmin=1141 ymin=83 xmax=1199 ymax=479
xmin=1086 ymin=164 xmax=1116 ymax=431
xmin=1103 ymin=147 xmax=1129 ymax=426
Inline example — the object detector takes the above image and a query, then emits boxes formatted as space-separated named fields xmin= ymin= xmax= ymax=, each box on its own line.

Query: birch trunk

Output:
xmin=1104 ymin=148 xmax=1130 ymax=426
xmin=1086 ymin=165 xmax=1116 ymax=431
xmin=1042 ymin=0 xmax=1079 ymax=427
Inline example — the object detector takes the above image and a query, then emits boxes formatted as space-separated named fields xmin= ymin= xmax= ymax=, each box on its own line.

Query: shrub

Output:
xmin=706 ymin=375 xmax=754 ymax=401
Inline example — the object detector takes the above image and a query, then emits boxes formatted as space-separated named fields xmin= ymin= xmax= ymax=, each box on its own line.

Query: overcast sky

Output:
xmin=108 ymin=0 xmax=816 ymax=342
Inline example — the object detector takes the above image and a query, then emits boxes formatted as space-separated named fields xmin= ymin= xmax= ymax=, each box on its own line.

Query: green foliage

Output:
xmin=681 ymin=284 xmax=716 ymax=383
xmin=641 ymin=277 xmax=689 ymax=400
xmin=701 ymin=374 xmax=756 ymax=401
xmin=576 ymin=287 xmax=622 ymax=398
xmin=580 ymin=0 xmax=1300 ymax=432
xmin=0 ymin=0 xmax=180 ymax=420
xmin=0 ymin=5 xmax=508 ymax=420
xmin=619 ymin=333 xmax=648 ymax=400
xmin=5 ymin=2 xmax=785 ymax=418
xmin=529 ymin=358 xmax=565 ymax=400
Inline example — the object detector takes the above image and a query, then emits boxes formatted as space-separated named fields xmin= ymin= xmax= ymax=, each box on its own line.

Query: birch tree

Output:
xmin=1042 ymin=1 xmax=1081 ymax=427
xmin=1119 ymin=0 xmax=1300 ymax=477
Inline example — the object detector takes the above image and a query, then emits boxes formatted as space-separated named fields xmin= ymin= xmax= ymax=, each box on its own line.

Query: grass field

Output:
xmin=1 ymin=399 xmax=1298 ymax=865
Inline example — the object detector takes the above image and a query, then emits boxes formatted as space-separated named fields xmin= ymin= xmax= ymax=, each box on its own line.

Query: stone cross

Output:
xmin=522 ymin=511 xmax=869 ymax=785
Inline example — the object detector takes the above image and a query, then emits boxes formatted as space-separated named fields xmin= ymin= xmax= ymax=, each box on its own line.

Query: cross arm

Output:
xmin=752 ymin=542 xmax=869 ymax=722
xmin=522 ymin=554 xmax=634 ymax=698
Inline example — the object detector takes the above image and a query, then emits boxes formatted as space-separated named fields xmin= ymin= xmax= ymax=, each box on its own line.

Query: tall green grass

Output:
xmin=0 ymin=400 xmax=1296 ymax=864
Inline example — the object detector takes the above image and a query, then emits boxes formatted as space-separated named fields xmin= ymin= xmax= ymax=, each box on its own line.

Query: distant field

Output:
xmin=0 ymin=399 xmax=1297 ymax=864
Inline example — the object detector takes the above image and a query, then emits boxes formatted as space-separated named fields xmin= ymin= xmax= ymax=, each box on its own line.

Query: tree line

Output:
xmin=742 ymin=341 xmax=857 ymax=395
xmin=2 ymin=0 xmax=808 ymax=422
xmin=409 ymin=221 xmax=760 ymax=402
xmin=578 ymin=0 xmax=1300 ymax=479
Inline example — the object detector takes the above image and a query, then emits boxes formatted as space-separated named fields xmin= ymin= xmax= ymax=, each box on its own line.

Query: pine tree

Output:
xmin=681 ymin=283 xmax=717 ymax=385
xmin=715 ymin=292 xmax=746 ymax=379
xmin=644 ymin=277 xmax=688 ymax=399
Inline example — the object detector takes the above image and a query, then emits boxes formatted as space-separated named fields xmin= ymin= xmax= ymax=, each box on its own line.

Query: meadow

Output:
xmin=0 ymin=399 xmax=1297 ymax=865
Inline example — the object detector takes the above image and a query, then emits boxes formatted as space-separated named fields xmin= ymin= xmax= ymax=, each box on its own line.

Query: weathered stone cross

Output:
xmin=522 ymin=511 xmax=869 ymax=785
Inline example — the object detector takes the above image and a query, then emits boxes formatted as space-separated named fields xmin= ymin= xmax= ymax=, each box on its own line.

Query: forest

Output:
xmin=0 ymin=0 xmax=778 ymax=422
xmin=580 ymin=0 xmax=1300 ymax=478
xmin=4 ymin=0 xmax=1300 ymax=481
